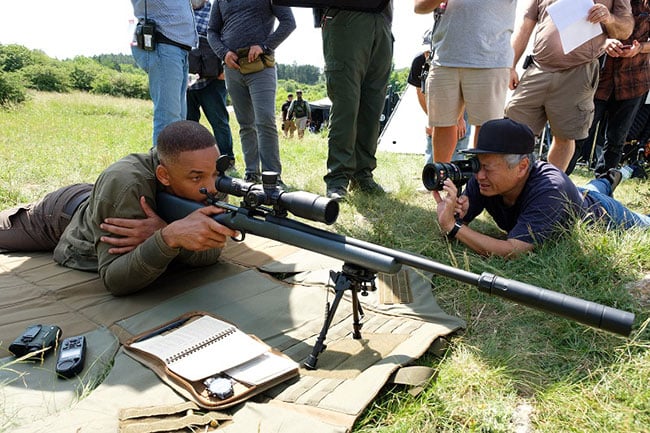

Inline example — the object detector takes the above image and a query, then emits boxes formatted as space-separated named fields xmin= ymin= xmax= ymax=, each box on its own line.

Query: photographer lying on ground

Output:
xmin=0 ymin=121 xmax=238 ymax=295
xmin=434 ymin=118 xmax=650 ymax=258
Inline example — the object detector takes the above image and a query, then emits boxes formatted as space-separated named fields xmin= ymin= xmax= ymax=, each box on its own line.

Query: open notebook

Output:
xmin=128 ymin=314 xmax=298 ymax=384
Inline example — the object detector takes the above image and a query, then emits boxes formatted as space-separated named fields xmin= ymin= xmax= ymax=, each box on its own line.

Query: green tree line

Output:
xmin=0 ymin=44 xmax=408 ymax=110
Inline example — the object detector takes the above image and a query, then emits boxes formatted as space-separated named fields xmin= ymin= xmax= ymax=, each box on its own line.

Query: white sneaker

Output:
xmin=620 ymin=165 xmax=633 ymax=181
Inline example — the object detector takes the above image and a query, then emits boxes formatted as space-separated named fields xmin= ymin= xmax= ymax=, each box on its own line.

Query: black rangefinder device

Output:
xmin=9 ymin=324 xmax=61 ymax=357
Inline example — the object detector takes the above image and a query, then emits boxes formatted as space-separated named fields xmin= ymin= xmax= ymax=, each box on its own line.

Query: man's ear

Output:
xmin=156 ymin=165 xmax=171 ymax=186
xmin=517 ymin=157 xmax=531 ymax=178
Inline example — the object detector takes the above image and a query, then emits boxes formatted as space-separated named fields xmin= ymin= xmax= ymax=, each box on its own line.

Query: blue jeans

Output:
xmin=132 ymin=43 xmax=189 ymax=146
xmin=187 ymin=79 xmax=234 ymax=159
xmin=580 ymin=178 xmax=650 ymax=229
xmin=224 ymin=66 xmax=281 ymax=177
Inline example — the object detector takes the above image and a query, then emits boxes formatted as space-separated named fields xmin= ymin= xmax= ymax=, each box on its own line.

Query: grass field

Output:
xmin=1 ymin=91 xmax=649 ymax=432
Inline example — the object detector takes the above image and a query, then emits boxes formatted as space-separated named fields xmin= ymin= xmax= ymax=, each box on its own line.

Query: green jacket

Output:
xmin=53 ymin=149 xmax=222 ymax=295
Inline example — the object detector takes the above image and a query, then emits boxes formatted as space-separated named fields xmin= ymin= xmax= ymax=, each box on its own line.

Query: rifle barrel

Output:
xmin=156 ymin=192 xmax=635 ymax=337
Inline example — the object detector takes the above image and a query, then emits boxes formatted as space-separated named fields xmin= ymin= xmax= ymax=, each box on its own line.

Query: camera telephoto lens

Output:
xmin=421 ymin=158 xmax=480 ymax=191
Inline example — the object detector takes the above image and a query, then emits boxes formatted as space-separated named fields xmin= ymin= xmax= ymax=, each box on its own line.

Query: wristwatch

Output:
xmin=446 ymin=217 xmax=464 ymax=240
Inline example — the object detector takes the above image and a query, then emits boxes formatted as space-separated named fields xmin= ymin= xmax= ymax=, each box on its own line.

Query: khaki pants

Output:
xmin=282 ymin=119 xmax=296 ymax=137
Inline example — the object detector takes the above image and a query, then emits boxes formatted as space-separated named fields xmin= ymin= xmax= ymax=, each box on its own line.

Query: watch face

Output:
xmin=207 ymin=377 xmax=233 ymax=399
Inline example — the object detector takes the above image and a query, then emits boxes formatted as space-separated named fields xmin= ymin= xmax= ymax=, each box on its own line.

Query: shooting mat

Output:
xmin=0 ymin=235 xmax=465 ymax=432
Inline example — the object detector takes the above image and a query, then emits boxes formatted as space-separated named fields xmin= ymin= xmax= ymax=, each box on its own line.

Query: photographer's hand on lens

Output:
xmin=100 ymin=197 xmax=167 ymax=254
xmin=432 ymin=179 xmax=461 ymax=233
xmin=161 ymin=206 xmax=239 ymax=251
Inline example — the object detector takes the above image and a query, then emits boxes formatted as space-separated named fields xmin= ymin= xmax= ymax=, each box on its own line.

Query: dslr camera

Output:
xmin=9 ymin=324 xmax=61 ymax=357
xmin=136 ymin=19 xmax=156 ymax=51
xmin=421 ymin=157 xmax=480 ymax=191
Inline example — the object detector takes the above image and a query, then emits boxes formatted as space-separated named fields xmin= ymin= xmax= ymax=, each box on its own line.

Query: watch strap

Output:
xmin=446 ymin=218 xmax=464 ymax=240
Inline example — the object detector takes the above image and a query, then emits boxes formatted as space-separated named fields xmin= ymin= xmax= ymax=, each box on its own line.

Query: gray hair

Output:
xmin=503 ymin=153 xmax=536 ymax=173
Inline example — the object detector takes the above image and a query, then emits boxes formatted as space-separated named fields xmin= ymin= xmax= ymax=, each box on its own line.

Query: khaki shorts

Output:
xmin=505 ymin=60 xmax=598 ymax=139
xmin=426 ymin=66 xmax=510 ymax=126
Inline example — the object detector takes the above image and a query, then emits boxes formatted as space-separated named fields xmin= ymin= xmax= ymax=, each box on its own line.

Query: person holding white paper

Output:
xmin=506 ymin=0 xmax=634 ymax=173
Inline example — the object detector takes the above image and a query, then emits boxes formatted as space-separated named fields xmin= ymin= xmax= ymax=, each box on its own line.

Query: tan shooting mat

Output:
xmin=0 ymin=235 xmax=465 ymax=432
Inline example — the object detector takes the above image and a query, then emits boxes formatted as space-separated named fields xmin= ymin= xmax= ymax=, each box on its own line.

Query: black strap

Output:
xmin=155 ymin=32 xmax=192 ymax=52
xmin=445 ymin=218 xmax=464 ymax=241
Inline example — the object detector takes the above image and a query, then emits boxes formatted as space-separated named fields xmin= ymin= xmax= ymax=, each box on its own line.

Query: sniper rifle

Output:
xmin=156 ymin=157 xmax=636 ymax=368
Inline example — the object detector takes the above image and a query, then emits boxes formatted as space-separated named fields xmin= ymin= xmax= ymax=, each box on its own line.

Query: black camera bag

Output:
xmin=189 ymin=36 xmax=224 ymax=79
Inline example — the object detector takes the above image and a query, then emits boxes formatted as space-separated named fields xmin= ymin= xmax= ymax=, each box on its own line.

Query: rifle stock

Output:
xmin=157 ymin=191 xmax=635 ymax=337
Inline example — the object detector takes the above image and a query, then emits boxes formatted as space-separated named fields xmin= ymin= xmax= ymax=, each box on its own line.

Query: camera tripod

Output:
xmin=303 ymin=263 xmax=377 ymax=370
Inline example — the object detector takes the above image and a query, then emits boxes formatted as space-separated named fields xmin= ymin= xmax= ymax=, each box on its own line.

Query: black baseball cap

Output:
xmin=462 ymin=118 xmax=535 ymax=155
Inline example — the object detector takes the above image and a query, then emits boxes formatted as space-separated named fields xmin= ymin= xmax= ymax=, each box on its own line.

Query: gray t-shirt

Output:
xmin=431 ymin=0 xmax=516 ymax=68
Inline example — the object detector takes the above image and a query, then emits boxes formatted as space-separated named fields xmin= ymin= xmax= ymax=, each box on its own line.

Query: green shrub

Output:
xmin=0 ymin=71 xmax=27 ymax=107
xmin=66 ymin=57 xmax=105 ymax=91
xmin=0 ymin=44 xmax=48 ymax=72
xmin=91 ymin=71 xmax=149 ymax=99
xmin=21 ymin=63 xmax=71 ymax=92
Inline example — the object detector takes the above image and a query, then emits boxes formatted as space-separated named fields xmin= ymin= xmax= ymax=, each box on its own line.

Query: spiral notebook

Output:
xmin=129 ymin=315 xmax=278 ymax=382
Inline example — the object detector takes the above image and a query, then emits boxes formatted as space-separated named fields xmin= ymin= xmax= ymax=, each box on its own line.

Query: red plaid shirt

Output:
xmin=596 ymin=0 xmax=650 ymax=101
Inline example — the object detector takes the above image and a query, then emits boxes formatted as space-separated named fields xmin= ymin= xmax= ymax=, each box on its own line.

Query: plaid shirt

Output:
xmin=596 ymin=0 xmax=650 ymax=101
xmin=189 ymin=1 xmax=216 ymax=91
xmin=194 ymin=0 xmax=211 ymax=36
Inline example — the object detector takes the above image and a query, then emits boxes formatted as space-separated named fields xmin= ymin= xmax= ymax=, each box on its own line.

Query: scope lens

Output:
xmin=278 ymin=192 xmax=339 ymax=225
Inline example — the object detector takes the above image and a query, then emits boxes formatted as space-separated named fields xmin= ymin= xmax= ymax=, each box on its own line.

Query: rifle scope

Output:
xmin=215 ymin=156 xmax=339 ymax=225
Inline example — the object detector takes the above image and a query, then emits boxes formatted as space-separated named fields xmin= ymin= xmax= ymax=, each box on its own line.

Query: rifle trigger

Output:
xmin=230 ymin=231 xmax=246 ymax=243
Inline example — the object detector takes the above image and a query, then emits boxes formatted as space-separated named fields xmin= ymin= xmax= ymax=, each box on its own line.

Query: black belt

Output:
xmin=155 ymin=32 xmax=192 ymax=52
xmin=63 ymin=191 xmax=91 ymax=215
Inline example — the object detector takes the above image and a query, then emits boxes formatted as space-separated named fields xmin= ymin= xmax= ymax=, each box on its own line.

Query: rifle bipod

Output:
xmin=303 ymin=263 xmax=377 ymax=370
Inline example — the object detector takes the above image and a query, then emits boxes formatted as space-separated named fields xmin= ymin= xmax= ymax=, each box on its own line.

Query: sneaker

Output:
xmin=226 ymin=157 xmax=236 ymax=173
xmin=244 ymin=173 xmax=261 ymax=183
xmin=326 ymin=186 xmax=348 ymax=201
xmin=629 ymin=163 xmax=648 ymax=179
xmin=349 ymin=177 xmax=386 ymax=194
xmin=276 ymin=179 xmax=289 ymax=191
xmin=598 ymin=168 xmax=623 ymax=193
xmin=619 ymin=165 xmax=633 ymax=181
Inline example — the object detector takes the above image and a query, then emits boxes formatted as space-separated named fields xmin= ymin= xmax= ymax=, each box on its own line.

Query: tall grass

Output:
xmin=1 ymin=91 xmax=649 ymax=432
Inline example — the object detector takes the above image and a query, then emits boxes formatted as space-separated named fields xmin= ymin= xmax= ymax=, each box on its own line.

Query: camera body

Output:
xmin=136 ymin=19 xmax=156 ymax=51
xmin=421 ymin=157 xmax=480 ymax=191
xmin=9 ymin=324 xmax=61 ymax=357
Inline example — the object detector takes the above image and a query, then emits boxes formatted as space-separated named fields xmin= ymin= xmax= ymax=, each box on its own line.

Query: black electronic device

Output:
xmin=422 ymin=157 xmax=480 ymax=191
xmin=135 ymin=19 xmax=156 ymax=51
xmin=523 ymin=54 xmax=534 ymax=69
xmin=55 ymin=335 xmax=86 ymax=378
xmin=9 ymin=324 xmax=61 ymax=358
